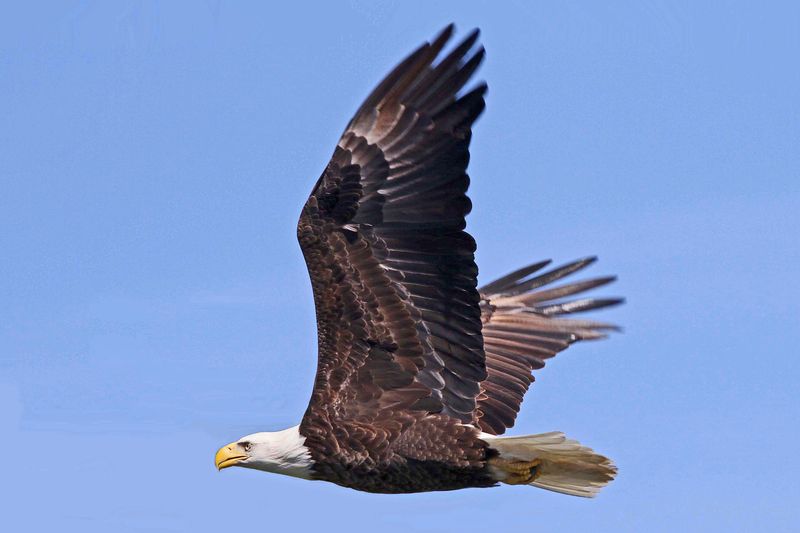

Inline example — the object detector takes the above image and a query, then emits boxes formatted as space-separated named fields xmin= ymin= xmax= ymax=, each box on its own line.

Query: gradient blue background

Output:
xmin=2 ymin=1 xmax=798 ymax=531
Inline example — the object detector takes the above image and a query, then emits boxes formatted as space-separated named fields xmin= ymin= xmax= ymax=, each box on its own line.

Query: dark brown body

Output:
xmin=301 ymin=415 xmax=497 ymax=493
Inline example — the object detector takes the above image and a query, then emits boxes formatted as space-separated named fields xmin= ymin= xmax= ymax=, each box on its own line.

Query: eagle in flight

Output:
xmin=215 ymin=25 xmax=622 ymax=497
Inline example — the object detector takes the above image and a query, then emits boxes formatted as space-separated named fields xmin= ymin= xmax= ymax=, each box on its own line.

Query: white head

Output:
xmin=214 ymin=425 xmax=312 ymax=479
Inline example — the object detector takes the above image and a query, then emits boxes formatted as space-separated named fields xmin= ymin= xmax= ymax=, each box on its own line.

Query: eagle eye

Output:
xmin=239 ymin=441 xmax=252 ymax=452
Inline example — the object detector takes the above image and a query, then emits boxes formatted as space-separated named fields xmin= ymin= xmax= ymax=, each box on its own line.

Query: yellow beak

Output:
xmin=215 ymin=442 xmax=248 ymax=470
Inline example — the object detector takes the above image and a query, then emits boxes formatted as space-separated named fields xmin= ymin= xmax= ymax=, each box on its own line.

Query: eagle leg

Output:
xmin=488 ymin=457 xmax=542 ymax=485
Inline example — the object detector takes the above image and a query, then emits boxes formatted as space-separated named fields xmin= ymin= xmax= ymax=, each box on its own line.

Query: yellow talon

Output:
xmin=489 ymin=457 xmax=542 ymax=485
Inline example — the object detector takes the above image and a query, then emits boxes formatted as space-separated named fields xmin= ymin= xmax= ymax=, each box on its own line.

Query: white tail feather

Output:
xmin=482 ymin=431 xmax=617 ymax=497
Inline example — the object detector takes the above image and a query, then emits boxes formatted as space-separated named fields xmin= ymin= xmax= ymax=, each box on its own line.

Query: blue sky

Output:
xmin=2 ymin=1 xmax=798 ymax=531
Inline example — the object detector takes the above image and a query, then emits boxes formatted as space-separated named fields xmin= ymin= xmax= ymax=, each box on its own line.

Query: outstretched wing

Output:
xmin=298 ymin=26 xmax=488 ymax=443
xmin=476 ymin=257 xmax=623 ymax=435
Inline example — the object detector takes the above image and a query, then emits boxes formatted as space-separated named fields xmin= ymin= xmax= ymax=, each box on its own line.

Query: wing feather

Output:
xmin=299 ymin=27 xmax=489 ymax=453
xmin=476 ymin=259 xmax=623 ymax=435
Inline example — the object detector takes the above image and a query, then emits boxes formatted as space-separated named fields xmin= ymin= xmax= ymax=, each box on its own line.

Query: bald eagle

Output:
xmin=215 ymin=25 xmax=622 ymax=497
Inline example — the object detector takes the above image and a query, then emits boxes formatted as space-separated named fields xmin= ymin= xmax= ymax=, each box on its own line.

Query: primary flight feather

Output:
xmin=215 ymin=25 xmax=622 ymax=497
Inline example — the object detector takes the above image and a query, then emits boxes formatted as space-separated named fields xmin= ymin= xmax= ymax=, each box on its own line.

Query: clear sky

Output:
xmin=2 ymin=1 xmax=798 ymax=531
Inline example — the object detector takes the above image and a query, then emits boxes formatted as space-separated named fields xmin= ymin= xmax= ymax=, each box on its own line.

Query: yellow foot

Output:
xmin=489 ymin=457 xmax=542 ymax=485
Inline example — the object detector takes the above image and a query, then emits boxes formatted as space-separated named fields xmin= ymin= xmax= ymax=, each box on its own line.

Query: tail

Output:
xmin=482 ymin=431 xmax=617 ymax=497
